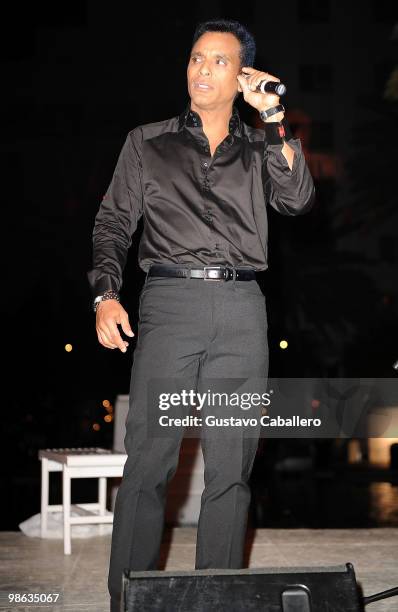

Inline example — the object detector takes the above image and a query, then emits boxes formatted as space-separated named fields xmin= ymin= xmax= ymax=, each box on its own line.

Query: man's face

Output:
xmin=187 ymin=31 xmax=243 ymax=112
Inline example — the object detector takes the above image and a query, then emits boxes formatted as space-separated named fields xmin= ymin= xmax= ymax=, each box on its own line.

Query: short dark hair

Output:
xmin=191 ymin=18 xmax=256 ymax=67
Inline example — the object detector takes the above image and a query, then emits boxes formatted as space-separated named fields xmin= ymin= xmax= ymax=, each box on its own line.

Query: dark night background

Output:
xmin=1 ymin=0 xmax=398 ymax=531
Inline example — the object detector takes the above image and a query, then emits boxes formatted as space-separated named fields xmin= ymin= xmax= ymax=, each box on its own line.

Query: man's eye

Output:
xmin=191 ymin=57 xmax=200 ymax=62
xmin=216 ymin=59 xmax=227 ymax=65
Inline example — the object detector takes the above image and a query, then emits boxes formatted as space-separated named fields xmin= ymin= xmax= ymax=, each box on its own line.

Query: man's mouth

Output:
xmin=193 ymin=82 xmax=213 ymax=90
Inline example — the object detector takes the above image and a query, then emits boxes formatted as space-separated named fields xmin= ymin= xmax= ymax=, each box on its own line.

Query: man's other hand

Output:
xmin=96 ymin=300 xmax=134 ymax=352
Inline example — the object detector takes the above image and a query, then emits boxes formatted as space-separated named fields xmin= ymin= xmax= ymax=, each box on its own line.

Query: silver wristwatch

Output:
xmin=93 ymin=290 xmax=120 ymax=313
xmin=259 ymin=104 xmax=285 ymax=122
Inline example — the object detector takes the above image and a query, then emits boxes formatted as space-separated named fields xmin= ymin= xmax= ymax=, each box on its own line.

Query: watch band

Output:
xmin=259 ymin=104 xmax=285 ymax=122
xmin=93 ymin=289 xmax=120 ymax=313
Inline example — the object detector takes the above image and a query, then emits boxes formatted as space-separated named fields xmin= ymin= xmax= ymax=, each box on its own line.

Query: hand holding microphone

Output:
xmin=237 ymin=66 xmax=287 ymax=114
xmin=243 ymin=75 xmax=287 ymax=96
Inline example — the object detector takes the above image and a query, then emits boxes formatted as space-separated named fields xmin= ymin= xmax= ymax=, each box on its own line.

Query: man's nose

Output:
xmin=199 ymin=62 xmax=211 ymax=76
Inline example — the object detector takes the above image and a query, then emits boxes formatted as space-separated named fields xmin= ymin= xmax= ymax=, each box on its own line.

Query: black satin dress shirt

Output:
xmin=88 ymin=104 xmax=315 ymax=298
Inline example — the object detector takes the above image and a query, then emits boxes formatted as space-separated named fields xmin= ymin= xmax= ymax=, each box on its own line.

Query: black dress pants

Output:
xmin=108 ymin=268 xmax=269 ymax=610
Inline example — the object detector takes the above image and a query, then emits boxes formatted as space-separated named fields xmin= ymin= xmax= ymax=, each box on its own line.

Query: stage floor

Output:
xmin=1 ymin=528 xmax=398 ymax=611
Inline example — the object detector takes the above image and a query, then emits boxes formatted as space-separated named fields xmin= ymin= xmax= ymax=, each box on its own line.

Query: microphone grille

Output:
xmin=275 ymin=83 xmax=287 ymax=96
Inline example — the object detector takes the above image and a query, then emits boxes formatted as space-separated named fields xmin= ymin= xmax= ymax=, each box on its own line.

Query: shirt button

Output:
xmin=203 ymin=162 xmax=208 ymax=168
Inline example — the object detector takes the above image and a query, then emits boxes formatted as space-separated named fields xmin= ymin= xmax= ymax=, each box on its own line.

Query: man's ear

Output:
xmin=237 ymin=75 xmax=243 ymax=93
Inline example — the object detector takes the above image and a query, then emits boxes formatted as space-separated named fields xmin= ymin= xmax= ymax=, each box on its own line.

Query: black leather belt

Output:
xmin=148 ymin=264 xmax=257 ymax=281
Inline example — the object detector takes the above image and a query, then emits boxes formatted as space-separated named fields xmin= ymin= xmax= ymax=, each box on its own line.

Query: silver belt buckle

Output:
xmin=203 ymin=266 xmax=226 ymax=281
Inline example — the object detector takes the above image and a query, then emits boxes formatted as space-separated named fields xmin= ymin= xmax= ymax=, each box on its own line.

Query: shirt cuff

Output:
xmin=266 ymin=137 xmax=303 ymax=177
xmin=87 ymin=270 xmax=120 ymax=300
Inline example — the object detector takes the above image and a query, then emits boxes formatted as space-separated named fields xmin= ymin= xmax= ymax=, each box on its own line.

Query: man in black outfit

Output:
xmin=88 ymin=18 xmax=315 ymax=611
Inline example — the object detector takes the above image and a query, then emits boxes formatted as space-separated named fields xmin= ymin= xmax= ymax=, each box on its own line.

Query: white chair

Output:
xmin=39 ymin=447 xmax=126 ymax=554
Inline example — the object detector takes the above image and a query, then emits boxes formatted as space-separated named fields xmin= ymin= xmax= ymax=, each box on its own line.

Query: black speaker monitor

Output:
xmin=122 ymin=563 xmax=362 ymax=611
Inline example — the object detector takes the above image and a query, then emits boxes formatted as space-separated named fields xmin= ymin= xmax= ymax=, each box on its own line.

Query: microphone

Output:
xmin=241 ymin=74 xmax=287 ymax=96
xmin=256 ymin=80 xmax=287 ymax=96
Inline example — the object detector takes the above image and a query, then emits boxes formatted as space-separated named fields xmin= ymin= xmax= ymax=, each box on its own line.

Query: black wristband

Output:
xmin=263 ymin=117 xmax=293 ymax=145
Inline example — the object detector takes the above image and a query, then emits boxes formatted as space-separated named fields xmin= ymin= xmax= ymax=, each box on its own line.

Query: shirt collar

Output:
xmin=178 ymin=103 xmax=242 ymax=136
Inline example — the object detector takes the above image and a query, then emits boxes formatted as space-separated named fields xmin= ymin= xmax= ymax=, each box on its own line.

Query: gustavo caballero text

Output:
xmin=158 ymin=415 xmax=322 ymax=428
